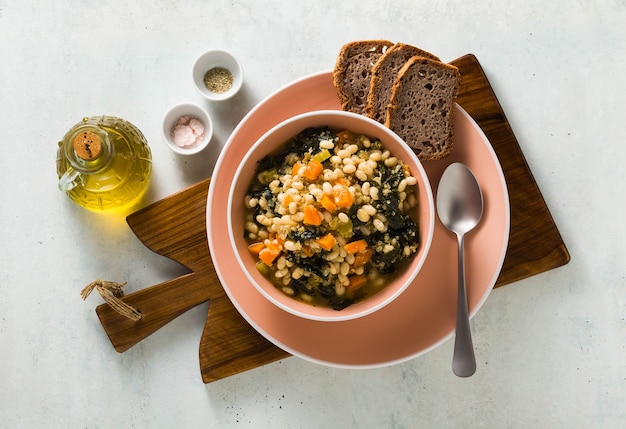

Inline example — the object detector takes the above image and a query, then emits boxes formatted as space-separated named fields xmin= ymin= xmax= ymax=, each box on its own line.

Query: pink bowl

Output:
xmin=227 ymin=110 xmax=435 ymax=322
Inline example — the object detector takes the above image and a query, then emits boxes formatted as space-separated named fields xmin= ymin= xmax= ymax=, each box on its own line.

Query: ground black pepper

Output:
xmin=203 ymin=67 xmax=233 ymax=93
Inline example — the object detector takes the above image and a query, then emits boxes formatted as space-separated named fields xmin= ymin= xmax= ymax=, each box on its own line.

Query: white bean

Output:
xmin=343 ymin=164 xmax=356 ymax=174
xmin=373 ymin=218 xmax=387 ymax=232
xmin=337 ymin=149 xmax=350 ymax=158
xmin=384 ymin=157 xmax=398 ymax=167
xmin=284 ymin=240 xmax=298 ymax=251
xmin=370 ymin=187 xmax=379 ymax=200
xmin=338 ymin=273 xmax=349 ymax=285
xmin=355 ymin=170 xmax=368 ymax=181
xmin=335 ymin=282 xmax=345 ymax=296
xmin=300 ymin=293 xmax=313 ymax=302
xmin=292 ymin=267 xmax=304 ymax=279
xmin=362 ymin=182 xmax=371 ymax=195
xmin=369 ymin=151 xmax=382 ymax=161
xmin=357 ymin=208 xmax=370 ymax=222
xmin=320 ymin=139 xmax=334 ymax=149
xmin=328 ymin=263 xmax=338 ymax=275
xmin=276 ymin=256 xmax=287 ymax=270
xmin=363 ymin=204 xmax=377 ymax=216
xmin=340 ymin=262 xmax=350 ymax=276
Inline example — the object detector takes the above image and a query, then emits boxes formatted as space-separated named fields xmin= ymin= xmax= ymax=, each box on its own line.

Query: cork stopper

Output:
xmin=73 ymin=131 xmax=102 ymax=161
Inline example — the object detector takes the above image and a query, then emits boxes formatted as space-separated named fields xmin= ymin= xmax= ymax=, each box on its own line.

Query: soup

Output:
xmin=243 ymin=127 xmax=420 ymax=310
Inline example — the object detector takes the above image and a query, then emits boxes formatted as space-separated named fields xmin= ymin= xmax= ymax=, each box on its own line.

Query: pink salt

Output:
xmin=171 ymin=115 xmax=205 ymax=148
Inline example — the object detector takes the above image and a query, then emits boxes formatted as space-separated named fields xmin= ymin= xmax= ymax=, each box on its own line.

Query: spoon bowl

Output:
xmin=436 ymin=162 xmax=484 ymax=377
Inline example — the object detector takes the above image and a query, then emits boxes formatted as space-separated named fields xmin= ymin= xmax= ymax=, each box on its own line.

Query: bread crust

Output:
xmin=332 ymin=40 xmax=393 ymax=115
xmin=366 ymin=43 xmax=440 ymax=124
xmin=385 ymin=56 xmax=461 ymax=161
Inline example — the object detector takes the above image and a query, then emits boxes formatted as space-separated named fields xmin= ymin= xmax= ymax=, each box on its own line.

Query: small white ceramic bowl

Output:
xmin=227 ymin=110 xmax=435 ymax=322
xmin=161 ymin=103 xmax=213 ymax=155
xmin=192 ymin=49 xmax=243 ymax=101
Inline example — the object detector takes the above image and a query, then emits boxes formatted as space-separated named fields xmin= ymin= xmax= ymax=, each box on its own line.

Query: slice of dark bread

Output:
xmin=366 ymin=43 xmax=440 ymax=124
xmin=332 ymin=40 xmax=393 ymax=115
xmin=385 ymin=55 xmax=461 ymax=161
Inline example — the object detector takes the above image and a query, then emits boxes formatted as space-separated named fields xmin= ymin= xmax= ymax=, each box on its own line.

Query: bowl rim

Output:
xmin=226 ymin=109 xmax=435 ymax=322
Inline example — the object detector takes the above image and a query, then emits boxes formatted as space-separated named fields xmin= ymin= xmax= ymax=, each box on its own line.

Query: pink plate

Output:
xmin=207 ymin=71 xmax=510 ymax=368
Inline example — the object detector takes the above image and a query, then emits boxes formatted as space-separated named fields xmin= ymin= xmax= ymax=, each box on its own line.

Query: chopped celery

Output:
xmin=312 ymin=148 xmax=331 ymax=162
xmin=336 ymin=218 xmax=353 ymax=237
xmin=255 ymin=261 xmax=271 ymax=275
xmin=257 ymin=169 xmax=277 ymax=185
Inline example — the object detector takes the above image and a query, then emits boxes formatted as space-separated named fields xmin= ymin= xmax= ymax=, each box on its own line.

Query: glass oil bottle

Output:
xmin=56 ymin=115 xmax=152 ymax=212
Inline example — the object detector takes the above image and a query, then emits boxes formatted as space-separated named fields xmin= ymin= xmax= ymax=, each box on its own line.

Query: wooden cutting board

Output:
xmin=95 ymin=54 xmax=570 ymax=383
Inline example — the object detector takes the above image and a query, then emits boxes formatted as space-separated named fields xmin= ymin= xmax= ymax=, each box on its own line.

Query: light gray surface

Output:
xmin=1 ymin=1 xmax=624 ymax=427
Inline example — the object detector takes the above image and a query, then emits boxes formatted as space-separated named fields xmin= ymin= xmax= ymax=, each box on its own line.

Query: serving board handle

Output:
xmin=95 ymin=179 xmax=218 ymax=352
xmin=96 ymin=272 xmax=212 ymax=352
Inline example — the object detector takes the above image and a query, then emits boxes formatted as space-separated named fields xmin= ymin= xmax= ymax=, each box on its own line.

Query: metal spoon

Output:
xmin=436 ymin=163 xmax=483 ymax=377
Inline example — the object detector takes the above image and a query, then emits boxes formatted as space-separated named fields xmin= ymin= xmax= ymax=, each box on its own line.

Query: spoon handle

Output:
xmin=453 ymin=233 xmax=477 ymax=377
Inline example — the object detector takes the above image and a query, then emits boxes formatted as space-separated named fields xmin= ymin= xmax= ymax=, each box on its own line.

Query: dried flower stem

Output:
xmin=81 ymin=279 xmax=142 ymax=321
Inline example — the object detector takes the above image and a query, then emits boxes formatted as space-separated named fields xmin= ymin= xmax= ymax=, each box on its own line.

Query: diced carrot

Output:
xmin=346 ymin=274 xmax=368 ymax=291
xmin=292 ymin=162 xmax=302 ymax=176
xmin=316 ymin=233 xmax=336 ymax=251
xmin=333 ymin=187 xmax=353 ymax=208
xmin=258 ymin=243 xmax=281 ymax=265
xmin=320 ymin=193 xmax=337 ymax=212
xmin=247 ymin=242 xmax=265 ymax=255
xmin=303 ymin=204 xmax=323 ymax=226
xmin=344 ymin=239 xmax=368 ymax=254
xmin=352 ymin=248 xmax=373 ymax=267
xmin=303 ymin=159 xmax=323 ymax=181
xmin=282 ymin=193 xmax=294 ymax=207
xmin=333 ymin=177 xmax=350 ymax=187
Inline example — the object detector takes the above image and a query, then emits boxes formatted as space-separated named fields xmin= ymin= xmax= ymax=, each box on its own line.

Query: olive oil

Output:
xmin=56 ymin=116 xmax=152 ymax=212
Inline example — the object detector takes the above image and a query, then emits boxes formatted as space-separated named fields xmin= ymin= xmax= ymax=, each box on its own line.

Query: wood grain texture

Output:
xmin=450 ymin=54 xmax=570 ymax=286
xmin=95 ymin=54 xmax=569 ymax=383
